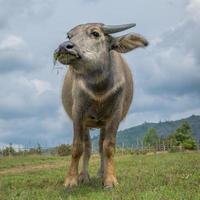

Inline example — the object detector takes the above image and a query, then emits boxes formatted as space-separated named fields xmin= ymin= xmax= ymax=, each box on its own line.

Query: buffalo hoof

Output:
xmin=78 ymin=171 xmax=90 ymax=184
xmin=64 ymin=175 xmax=78 ymax=189
xmin=103 ymin=175 xmax=118 ymax=189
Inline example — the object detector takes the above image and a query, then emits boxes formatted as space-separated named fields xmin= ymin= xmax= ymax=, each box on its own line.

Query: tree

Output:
xmin=57 ymin=144 xmax=71 ymax=156
xmin=169 ymin=122 xmax=196 ymax=150
xmin=28 ymin=144 xmax=42 ymax=155
xmin=36 ymin=143 xmax=42 ymax=155
xmin=143 ymin=128 xmax=159 ymax=147
xmin=2 ymin=143 xmax=15 ymax=156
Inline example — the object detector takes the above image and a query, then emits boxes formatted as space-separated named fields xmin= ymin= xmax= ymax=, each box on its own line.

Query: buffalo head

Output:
xmin=54 ymin=23 xmax=148 ymax=73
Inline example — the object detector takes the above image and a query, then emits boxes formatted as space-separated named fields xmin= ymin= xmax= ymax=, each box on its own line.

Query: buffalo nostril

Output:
xmin=59 ymin=41 xmax=74 ymax=51
xmin=66 ymin=44 xmax=73 ymax=49
xmin=66 ymin=43 xmax=74 ymax=49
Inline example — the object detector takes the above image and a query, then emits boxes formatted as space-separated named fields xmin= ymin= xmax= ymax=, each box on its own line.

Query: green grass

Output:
xmin=0 ymin=152 xmax=200 ymax=200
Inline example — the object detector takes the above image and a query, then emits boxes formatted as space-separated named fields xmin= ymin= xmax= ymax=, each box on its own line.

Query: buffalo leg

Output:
xmin=97 ymin=127 xmax=106 ymax=178
xmin=64 ymin=122 xmax=84 ymax=188
xmin=103 ymin=119 xmax=119 ymax=188
xmin=78 ymin=128 xmax=91 ymax=183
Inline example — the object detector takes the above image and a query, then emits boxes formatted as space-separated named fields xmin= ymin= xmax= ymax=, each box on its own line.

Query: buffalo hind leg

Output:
xmin=64 ymin=122 xmax=84 ymax=188
xmin=79 ymin=128 xmax=91 ymax=183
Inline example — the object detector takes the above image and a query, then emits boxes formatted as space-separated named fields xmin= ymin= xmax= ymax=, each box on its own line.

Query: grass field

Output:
xmin=0 ymin=152 xmax=200 ymax=200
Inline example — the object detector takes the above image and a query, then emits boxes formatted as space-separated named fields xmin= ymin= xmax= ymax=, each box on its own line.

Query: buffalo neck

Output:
xmin=76 ymin=57 xmax=114 ymax=94
xmin=85 ymin=69 xmax=113 ymax=94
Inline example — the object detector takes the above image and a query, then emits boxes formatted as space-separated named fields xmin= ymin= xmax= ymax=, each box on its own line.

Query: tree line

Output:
xmin=0 ymin=122 xmax=198 ymax=157
xmin=0 ymin=143 xmax=72 ymax=157
xmin=143 ymin=122 xmax=197 ymax=150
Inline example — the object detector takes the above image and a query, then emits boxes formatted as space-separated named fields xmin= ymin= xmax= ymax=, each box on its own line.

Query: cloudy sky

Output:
xmin=0 ymin=0 xmax=200 ymax=147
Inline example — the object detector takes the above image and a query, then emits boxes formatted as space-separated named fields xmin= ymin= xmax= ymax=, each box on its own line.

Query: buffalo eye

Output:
xmin=91 ymin=31 xmax=100 ymax=38
xmin=67 ymin=33 xmax=72 ymax=39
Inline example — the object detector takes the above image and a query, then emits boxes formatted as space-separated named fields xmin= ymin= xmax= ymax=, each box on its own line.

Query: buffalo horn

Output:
xmin=102 ymin=23 xmax=136 ymax=34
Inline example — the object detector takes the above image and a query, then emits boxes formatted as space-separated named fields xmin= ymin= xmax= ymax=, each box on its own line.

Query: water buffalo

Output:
xmin=54 ymin=23 xmax=148 ymax=189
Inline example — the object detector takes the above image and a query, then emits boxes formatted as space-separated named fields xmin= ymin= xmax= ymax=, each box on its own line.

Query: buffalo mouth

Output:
xmin=53 ymin=48 xmax=81 ymax=65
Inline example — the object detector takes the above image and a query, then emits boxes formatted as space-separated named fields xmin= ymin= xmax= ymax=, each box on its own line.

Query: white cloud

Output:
xmin=169 ymin=108 xmax=200 ymax=121
xmin=187 ymin=0 xmax=200 ymax=21
xmin=0 ymin=35 xmax=26 ymax=50
xmin=120 ymin=0 xmax=200 ymax=130
xmin=0 ymin=34 xmax=34 ymax=73
xmin=0 ymin=142 xmax=24 ymax=151
xmin=0 ymin=74 xmax=59 ymax=119
xmin=31 ymin=79 xmax=52 ymax=95
xmin=150 ymin=37 xmax=163 ymax=46
xmin=0 ymin=0 xmax=199 ymax=147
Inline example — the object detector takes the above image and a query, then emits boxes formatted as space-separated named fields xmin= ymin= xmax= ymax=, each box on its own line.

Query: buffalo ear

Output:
xmin=111 ymin=33 xmax=148 ymax=53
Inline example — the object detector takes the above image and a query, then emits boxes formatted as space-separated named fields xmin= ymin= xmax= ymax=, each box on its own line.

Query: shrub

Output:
xmin=182 ymin=139 xmax=197 ymax=150
xmin=28 ymin=144 xmax=42 ymax=155
xmin=57 ymin=144 xmax=71 ymax=156
xmin=2 ymin=146 xmax=15 ymax=156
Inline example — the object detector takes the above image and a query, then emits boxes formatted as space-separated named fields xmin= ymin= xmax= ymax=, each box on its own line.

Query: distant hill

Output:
xmin=92 ymin=115 xmax=200 ymax=148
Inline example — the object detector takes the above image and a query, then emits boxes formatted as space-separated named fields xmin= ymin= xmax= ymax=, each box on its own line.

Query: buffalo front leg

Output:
xmin=78 ymin=128 xmax=91 ymax=183
xmin=64 ymin=122 xmax=84 ymax=188
xmin=103 ymin=120 xmax=119 ymax=188
xmin=97 ymin=127 xmax=105 ymax=178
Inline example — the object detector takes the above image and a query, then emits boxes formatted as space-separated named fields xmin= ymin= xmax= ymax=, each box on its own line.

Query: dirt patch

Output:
xmin=0 ymin=154 xmax=129 ymax=175
xmin=0 ymin=162 xmax=67 ymax=175
xmin=146 ymin=151 xmax=169 ymax=156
